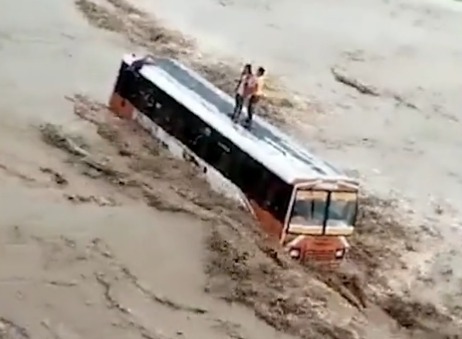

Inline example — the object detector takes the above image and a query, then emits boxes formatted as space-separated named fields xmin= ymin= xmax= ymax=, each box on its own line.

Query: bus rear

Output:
xmin=282 ymin=180 xmax=358 ymax=262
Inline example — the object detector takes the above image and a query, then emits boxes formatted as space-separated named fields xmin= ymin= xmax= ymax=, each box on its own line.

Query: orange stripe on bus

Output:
xmin=109 ymin=92 xmax=135 ymax=120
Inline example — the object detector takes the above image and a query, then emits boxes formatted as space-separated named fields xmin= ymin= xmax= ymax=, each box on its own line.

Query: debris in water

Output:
xmin=64 ymin=193 xmax=116 ymax=206
xmin=39 ymin=123 xmax=128 ymax=185
xmin=331 ymin=67 xmax=379 ymax=96
xmin=0 ymin=317 xmax=30 ymax=339
xmin=39 ymin=123 xmax=89 ymax=157
xmin=40 ymin=167 xmax=68 ymax=186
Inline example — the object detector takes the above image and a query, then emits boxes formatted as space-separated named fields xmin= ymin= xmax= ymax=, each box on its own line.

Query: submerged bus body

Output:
xmin=108 ymin=54 xmax=360 ymax=262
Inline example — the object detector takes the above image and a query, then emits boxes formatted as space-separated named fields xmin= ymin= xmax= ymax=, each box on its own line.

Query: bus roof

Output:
xmin=122 ymin=54 xmax=357 ymax=185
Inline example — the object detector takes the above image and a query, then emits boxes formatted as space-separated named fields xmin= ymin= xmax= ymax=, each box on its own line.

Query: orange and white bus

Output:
xmin=108 ymin=54 xmax=360 ymax=262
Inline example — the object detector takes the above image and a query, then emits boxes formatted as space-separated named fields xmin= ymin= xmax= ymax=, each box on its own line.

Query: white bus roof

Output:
xmin=122 ymin=54 xmax=357 ymax=185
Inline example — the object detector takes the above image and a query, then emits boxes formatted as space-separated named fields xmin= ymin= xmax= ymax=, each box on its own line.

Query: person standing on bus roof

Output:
xmin=231 ymin=64 xmax=253 ymax=122
xmin=246 ymin=66 xmax=266 ymax=127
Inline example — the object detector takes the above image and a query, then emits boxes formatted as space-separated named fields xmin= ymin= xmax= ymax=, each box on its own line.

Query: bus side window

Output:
xmin=169 ymin=103 xmax=187 ymax=139
xmin=133 ymin=77 xmax=158 ymax=116
xmin=227 ymin=150 xmax=245 ymax=189
xmin=252 ymin=166 xmax=266 ymax=200
xmin=262 ymin=176 xmax=275 ymax=210
xmin=184 ymin=116 xmax=209 ymax=156
xmin=222 ymin=143 xmax=244 ymax=183
xmin=238 ymin=155 xmax=254 ymax=196
xmin=149 ymin=89 xmax=170 ymax=124
xmin=179 ymin=112 xmax=198 ymax=147
xmin=200 ymin=132 xmax=234 ymax=179
xmin=144 ymin=89 xmax=181 ymax=138
xmin=216 ymin=142 xmax=233 ymax=178
xmin=272 ymin=185 xmax=291 ymax=221
xmin=143 ymin=95 xmax=158 ymax=122
xmin=241 ymin=158 xmax=265 ymax=201
xmin=258 ymin=174 xmax=291 ymax=222
xmin=158 ymin=100 xmax=177 ymax=135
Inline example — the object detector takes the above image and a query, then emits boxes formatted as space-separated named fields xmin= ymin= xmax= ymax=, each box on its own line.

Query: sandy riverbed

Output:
xmin=1 ymin=0 xmax=462 ymax=338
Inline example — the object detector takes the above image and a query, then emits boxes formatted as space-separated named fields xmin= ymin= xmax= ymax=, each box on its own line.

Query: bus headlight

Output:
xmin=289 ymin=248 xmax=301 ymax=259
xmin=335 ymin=249 xmax=345 ymax=259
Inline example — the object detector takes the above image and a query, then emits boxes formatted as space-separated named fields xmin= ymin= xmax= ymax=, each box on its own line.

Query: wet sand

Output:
xmin=1 ymin=0 xmax=462 ymax=338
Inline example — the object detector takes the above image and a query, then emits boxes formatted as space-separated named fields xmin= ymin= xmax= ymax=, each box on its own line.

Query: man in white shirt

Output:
xmin=231 ymin=64 xmax=252 ymax=122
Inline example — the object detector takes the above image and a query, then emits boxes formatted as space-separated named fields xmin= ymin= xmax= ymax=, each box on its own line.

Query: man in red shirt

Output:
xmin=245 ymin=66 xmax=265 ymax=127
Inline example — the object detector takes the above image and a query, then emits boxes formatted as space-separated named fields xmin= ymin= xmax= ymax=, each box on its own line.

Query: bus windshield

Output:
xmin=327 ymin=191 xmax=358 ymax=226
xmin=289 ymin=190 xmax=357 ymax=228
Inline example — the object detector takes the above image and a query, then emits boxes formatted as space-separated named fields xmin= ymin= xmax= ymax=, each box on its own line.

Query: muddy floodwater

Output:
xmin=1 ymin=0 xmax=462 ymax=338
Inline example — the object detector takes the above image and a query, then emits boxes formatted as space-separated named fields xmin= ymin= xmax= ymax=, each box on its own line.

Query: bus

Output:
xmin=108 ymin=54 xmax=360 ymax=262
